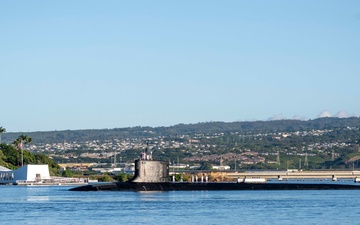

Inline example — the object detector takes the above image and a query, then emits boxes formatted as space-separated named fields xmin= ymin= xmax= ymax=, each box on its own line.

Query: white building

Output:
xmin=212 ymin=165 xmax=231 ymax=170
xmin=0 ymin=164 xmax=51 ymax=185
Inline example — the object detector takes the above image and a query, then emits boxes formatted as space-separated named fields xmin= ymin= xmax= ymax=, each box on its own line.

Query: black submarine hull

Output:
xmin=70 ymin=181 xmax=360 ymax=191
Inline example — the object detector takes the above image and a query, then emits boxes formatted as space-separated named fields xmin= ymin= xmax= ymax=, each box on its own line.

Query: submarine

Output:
xmin=70 ymin=147 xmax=360 ymax=192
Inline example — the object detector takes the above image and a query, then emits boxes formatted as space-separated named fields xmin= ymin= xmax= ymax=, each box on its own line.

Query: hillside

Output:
xmin=2 ymin=117 xmax=360 ymax=144
xmin=0 ymin=143 xmax=60 ymax=175
xmin=2 ymin=117 xmax=360 ymax=170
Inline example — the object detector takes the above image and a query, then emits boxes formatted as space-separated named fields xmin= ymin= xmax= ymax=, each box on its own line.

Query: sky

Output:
xmin=1 ymin=1 xmax=360 ymax=132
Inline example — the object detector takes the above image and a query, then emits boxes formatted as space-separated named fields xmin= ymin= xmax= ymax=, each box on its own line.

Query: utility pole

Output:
xmin=286 ymin=160 xmax=289 ymax=170
xmin=177 ymin=156 xmax=179 ymax=171
xmin=304 ymin=153 xmax=309 ymax=167
xmin=20 ymin=140 xmax=24 ymax=167
xmin=276 ymin=151 xmax=280 ymax=166
xmin=114 ymin=149 xmax=117 ymax=167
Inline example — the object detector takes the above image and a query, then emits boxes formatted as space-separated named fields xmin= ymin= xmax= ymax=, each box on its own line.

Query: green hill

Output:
xmin=2 ymin=117 xmax=360 ymax=144
xmin=0 ymin=143 xmax=60 ymax=176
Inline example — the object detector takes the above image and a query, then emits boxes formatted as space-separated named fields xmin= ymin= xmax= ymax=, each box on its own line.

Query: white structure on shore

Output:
xmin=0 ymin=164 xmax=51 ymax=185
xmin=212 ymin=165 xmax=231 ymax=170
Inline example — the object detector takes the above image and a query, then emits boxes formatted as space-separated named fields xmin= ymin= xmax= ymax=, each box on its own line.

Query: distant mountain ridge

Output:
xmin=3 ymin=117 xmax=360 ymax=144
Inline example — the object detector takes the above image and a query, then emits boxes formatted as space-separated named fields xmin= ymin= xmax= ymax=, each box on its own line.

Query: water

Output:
xmin=1 ymin=185 xmax=360 ymax=225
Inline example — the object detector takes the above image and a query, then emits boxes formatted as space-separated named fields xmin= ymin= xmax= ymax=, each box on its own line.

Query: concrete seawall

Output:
xmin=226 ymin=170 xmax=360 ymax=180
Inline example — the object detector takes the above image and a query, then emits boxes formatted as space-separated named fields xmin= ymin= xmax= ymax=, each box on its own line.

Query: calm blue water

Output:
xmin=1 ymin=185 xmax=360 ymax=225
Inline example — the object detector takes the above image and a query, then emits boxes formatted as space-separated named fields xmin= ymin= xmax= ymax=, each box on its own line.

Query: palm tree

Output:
xmin=0 ymin=127 xmax=5 ymax=144
xmin=13 ymin=135 xmax=32 ymax=167
xmin=12 ymin=139 xmax=21 ymax=166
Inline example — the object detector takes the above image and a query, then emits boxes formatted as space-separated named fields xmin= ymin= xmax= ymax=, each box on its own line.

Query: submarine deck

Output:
xmin=70 ymin=181 xmax=360 ymax=191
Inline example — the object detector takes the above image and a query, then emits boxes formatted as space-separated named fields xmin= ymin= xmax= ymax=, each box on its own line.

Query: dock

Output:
xmin=226 ymin=170 xmax=360 ymax=181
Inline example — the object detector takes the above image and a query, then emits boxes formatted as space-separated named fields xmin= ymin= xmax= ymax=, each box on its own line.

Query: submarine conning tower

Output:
xmin=129 ymin=142 xmax=169 ymax=183
xmin=130 ymin=159 xmax=169 ymax=183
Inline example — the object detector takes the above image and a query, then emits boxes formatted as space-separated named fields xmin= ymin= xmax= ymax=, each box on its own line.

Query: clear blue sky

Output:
xmin=1 ymin=1 xmax=360 ymax=132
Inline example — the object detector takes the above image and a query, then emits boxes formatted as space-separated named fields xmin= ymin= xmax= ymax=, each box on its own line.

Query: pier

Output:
xmin=226 ymin=170 xmax=360 ymax=181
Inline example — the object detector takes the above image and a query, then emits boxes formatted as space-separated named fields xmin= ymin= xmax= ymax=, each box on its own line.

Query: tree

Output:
xmin=0 ymin=142 xmax=60 ymax=174
xmin=0 ymin=127 xmax=5 ymax=144
xmin=199 ymin=162 xmax=213 ymax=170
xmin=0 ymin=143 xmax=19 ymax=169
xmin=13 ymin=135 xmax=32 ymax=167
xmin=0 ymin=149 xmax=6 ymax=166
xmin=62 ymin=169 xmax=74 ymax=177
xmin=98 ymin=174 xmax=113 ymax=182
xmin=115 ymin=173 xmax=133 ymax=182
